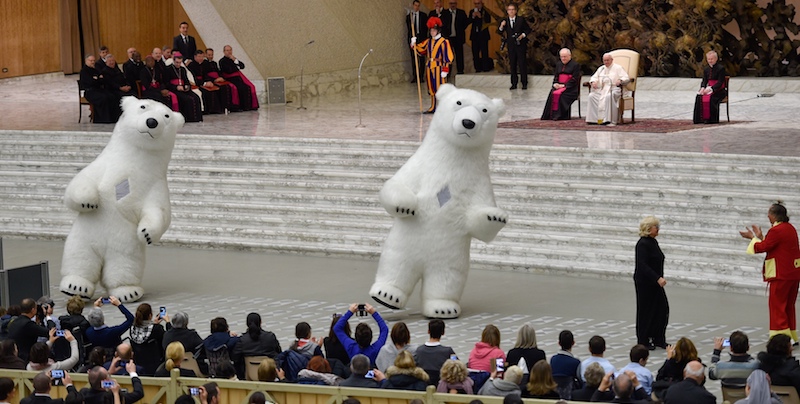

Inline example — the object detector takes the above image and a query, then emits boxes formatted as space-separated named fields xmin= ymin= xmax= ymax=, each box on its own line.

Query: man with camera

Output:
xmin=333 ymin=303 xmax=388 ymax=367
xmin=20 ymin=371 xmax=82 ymax=404
xmin=708 ymin=331 xmax=759 ymax=388
xmin=340 ymin=354 xmax=386 ymax=388
xmin=498 ymin=3 xmax=531 ymax=90
xmin=81 ymin=362 xmax=144 ymax=404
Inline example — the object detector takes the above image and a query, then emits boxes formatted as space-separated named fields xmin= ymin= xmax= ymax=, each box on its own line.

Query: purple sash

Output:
xmin=702 ymin=79 xmax=722 ymax=120
xmin=551 ymin=73 xmax=572 ymax=111
xmin=208 ymin=71 xmax=240 ymax=106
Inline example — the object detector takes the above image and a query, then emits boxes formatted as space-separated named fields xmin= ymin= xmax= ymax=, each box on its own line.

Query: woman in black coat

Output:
xmin=634 ymin=216 xmax=669 ymax=350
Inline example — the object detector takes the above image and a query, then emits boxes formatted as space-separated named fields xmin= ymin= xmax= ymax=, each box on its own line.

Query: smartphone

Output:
xmin=101 ymin=297 xmax=111 ymax=304
xmin=450 ymin=354 xmax=458 ymax=360
xmin=51 ymin=369 xmax=64 ymax=386
xmin=189 ymin=387 xmax=201 ymax=396
xmin=495 ymin=358 xmax=504 ymax=372
xmin=159 ymin=306 xmax=167 ymax=318
xmin=357 ymin=304 xmax=367 ymax=317
xmin=55 ymin=329 xmax=65 ymax=337
xmin=365 ymin=370 xmax=375 ymax=379
xmin=723 ymin=338 xmax=731 ymax=348
xmin=101 ymin=380 xmax=114 ymax=389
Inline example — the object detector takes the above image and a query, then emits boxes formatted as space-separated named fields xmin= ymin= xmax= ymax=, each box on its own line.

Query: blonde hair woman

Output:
xmin=437 ymin=359 xmax=473 ymax=394
xmin=634 ymin=215 xmax=669 ymax=350
xmin=154 ymin=341 xmax=196 ymax=377
xmin=384 ymin=350 xmax=429 ymax=391
xmin=506 ymin=324 xmax=545 ymax=373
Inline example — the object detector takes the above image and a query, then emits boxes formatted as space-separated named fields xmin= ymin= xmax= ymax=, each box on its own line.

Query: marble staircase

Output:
xmin=1 ymin=130 xmax=798 ymax=293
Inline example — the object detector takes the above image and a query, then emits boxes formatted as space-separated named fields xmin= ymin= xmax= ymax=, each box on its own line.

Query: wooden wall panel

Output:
xmin=0 ymin=0 xmax=61 ymax=79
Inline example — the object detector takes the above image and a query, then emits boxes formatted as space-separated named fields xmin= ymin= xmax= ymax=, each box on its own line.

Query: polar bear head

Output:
xmin=430 ymin=84 xmax=506 ymax=149
xmin=113 ymin=97 xmax=184 ymax=152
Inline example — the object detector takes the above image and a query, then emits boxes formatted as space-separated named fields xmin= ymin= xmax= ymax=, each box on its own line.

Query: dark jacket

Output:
xmin=634 ymin=236 xmax=665 ymax=287
xmin=382 ymin=366 xmax=429 ymax=391
xmin=85 ymin=305 xmax=134 ymax=349
xmin=662 ymin=378 xmax=716 ymax=404
xmin=506 ymin=347 xmax=545 ymax=372
xmin=233 ymin=329 xmax=281 ymax=359
xmin=7 ymin=315 xmax=49 ymax=362
xmin=162 ymin=327 xmax=204 ymax=354
xmin=203 ymin=332 xmax=240 ymax=352
xmin=80 ymin=376 xmax=144 ymax=404
xmin=340 ymin=374 xmax=383 ymax=388
xmin=758 ymin=351 xmax=800 ymax=395
xmin=20 ymin=385 xmax=82 ymax=404
xmin=323 ymin=336 xmax=350 ymax=365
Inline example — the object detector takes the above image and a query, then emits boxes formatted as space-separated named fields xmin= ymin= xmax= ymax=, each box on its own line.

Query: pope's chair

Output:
xmin=608 ymin=49 xmax=640 ymax=124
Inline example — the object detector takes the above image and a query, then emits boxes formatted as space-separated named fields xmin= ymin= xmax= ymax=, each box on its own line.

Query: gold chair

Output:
xmin=182 ymin=352 xmax=206 ymax=378
xmin=721 ymin=386 xmax=746 ymax=403
xmin=772 ymin=385 xmax=800 ymax=404
xmin=244 ymin=355 xmax=270 ymax=381
xmin=77 ymin=80 xmax=94 ymax=123
xmin=608 ymin=49 xmax=640 ymax=124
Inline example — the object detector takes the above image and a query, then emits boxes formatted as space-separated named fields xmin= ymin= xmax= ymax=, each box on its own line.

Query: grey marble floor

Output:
xmin=2 ymin=73 xmax=799 ymax=157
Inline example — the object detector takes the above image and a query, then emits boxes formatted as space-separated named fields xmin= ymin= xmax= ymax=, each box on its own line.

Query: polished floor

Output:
xmin=2 ymin=73 xmax=797 ymax=399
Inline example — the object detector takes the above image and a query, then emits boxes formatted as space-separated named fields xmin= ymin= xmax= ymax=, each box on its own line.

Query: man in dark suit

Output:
xmin=20 ymin=371 xmax=83 ymax=404
xmin=173 ymin=22 xmax=197 ymax=62
xmin=469 ymin=0 xmax=492 ymax=72
xmin=7 ymin=298 xmax=49 ymax=362
xmin=122 ymin=50 xmax=143 ymax=89
xmin=429 ymin=0 xmax=445 ymax=20
xmin=443 ymin=0 xmax=468 ymax=74
xmin=663 ymin=361 xmax=717 ymax=404
xmin=80 ymin=363 xmax=145 ymax=404
xmin=590 ymin=371 xmax=650 ymax=403
xmin=406 ymin=0 xmax=428 ymax=83
xmin=498 ymin=3 xmax=531 ymax=89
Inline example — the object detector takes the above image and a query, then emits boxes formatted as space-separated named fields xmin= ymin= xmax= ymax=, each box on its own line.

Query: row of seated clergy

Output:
xmin=79 ymin=55 xmax=127 ymax=123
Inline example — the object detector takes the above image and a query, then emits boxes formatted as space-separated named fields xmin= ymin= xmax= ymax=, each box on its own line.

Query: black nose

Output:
xmin=462 ymin=119 xmax=475 ymax=129
xmin=146 ymin=118 xmax=158 ymax=129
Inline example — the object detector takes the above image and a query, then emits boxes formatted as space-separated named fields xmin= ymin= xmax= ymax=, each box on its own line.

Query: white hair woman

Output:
xmin=634 ymin=216 xmax=669 ymax=350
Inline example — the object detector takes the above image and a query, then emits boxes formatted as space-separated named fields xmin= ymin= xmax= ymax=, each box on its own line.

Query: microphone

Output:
xmin=369 ymin=49 xmax=374 ymax=53
xmin=306 ymin=40 xmax=315 ymax=45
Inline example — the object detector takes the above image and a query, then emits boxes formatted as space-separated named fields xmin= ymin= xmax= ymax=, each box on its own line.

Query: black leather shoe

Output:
xmin=654 ymin=342 xmax=669 ymax=349
xmin=522 ymin=85 xmax=528 ymax=90
xmin=423 ymin=110 xmax=435 ymax=114
xmin=509 ymin=86 xmax=517 ymax=90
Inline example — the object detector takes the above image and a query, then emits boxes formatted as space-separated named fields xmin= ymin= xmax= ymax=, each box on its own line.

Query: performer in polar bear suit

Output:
xmin=60 ymin=97 xmax=183 ymax=302
xmin=370 ymin=84 xmax=507 ymax=319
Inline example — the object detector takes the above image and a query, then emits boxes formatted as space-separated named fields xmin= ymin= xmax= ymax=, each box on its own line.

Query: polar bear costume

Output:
xmin=60 ymin=97 xmax=183 ymax=302
xmin=370 ymin=84 xmax=507 ymax=318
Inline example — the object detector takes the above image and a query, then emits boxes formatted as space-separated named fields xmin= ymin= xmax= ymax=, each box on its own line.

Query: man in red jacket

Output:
xmin=740 ymin=202 xmax=800 ymax=340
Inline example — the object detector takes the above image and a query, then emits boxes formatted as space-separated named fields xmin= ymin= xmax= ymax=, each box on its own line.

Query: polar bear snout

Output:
xmin=462 ymin=119 xmax=475 ymax=129
xmin=146 ymin=118 xmax=158 ymax=129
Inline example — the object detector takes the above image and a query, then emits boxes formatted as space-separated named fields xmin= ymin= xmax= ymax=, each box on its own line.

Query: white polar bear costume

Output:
xmin=60 ymin=97 xmax=183 ymax=302
xmin=369 ymin=84 xmax=507 ymax=318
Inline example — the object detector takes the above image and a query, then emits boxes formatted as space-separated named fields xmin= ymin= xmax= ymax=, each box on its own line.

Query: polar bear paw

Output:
xmin=60 ymin=276 xmax=95 ymax=299
xmin=138 ymin=228 xmax=153 ymax=245
xmin=423 ymin=299 xmax=462 ymax=319
xmin=369 ymin=283 xmax=409 ymax=310
xmin=109 ymin=286 xmax=144 ymax=303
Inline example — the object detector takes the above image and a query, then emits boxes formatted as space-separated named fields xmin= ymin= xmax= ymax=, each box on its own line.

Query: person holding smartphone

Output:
xmin=333 ymin=303 xmax=388 ymax=367
xmin=468 ymin=324 xmax=506 ymax=373
xmin=26 ymin=329 xmax=79 ymax=373
xmin=708 ymin=331 xmax=759 ymax=388
xmin=129 ymin=303 xmax=171 ymax=376
xmin=85 ymin=296 xmax=135 ymax=351
xmin=22 ymin=371 xmax=83 ymax=404
xmin=80 ymin=361 xmax=144 ymax=404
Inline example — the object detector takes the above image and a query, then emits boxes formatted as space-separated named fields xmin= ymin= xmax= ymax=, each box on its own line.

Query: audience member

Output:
xmin=26 ymin=330 xmax=78 ymax=372
xmin=21 ymin=371 xmax=82 ymax=404
xmin=219 ymin=45 xmax=259 ymax=110
xmin=468 ymin=324 xmax=506 ymax=372
xmin=693 ymin=50 xmax=728 ymax=124
xmin=129 ymin=303 xmax=170 ymax=376
xmin=376 ymin=322 xmax=417 ymax=372
xmin=186 ymin=50 xmax=224 ymax=114
xmin=502 ymin=394 xmax=522 ymax=404
xmin=77 ymin=347 xmax=107 ymax=373
xmin=586 ymin=52 xmax=629 ymax=126
xmin=757 ymin=334 xmax=800 ymax=396
xmin=35 ymin=296 xmax=58 ymax=330
xmin=161 ymin=311 xmax=203 ymax=356
xmin=172 ymin=22 xmax=197 ymax=62
xmin=102 ymin=54 xmax=134 ymax=99
xmin=657 ymin=337 xmax=700 ymax=382
xmin=85 ymin=296 xmax=134 ymax=351
xmin=735 ymin=369 xmax=782 ymax=404
xmin=154 ymin=341 xmax=197 ymax=377
xmin=333 ymin=303 xmax=388 ymax=367
xmin=663 ymin=361 xmax=716 ymax=404
xmin=340 ymin=353 xmax=384 ymax=388
xmin=506 ymin=324 xmax=545 ymax=374
xmin=324 ymin=314 xmax=351 ymax=365
xmin=382 ymin=350 xmax=429 ymax=391
xmin=522 ymin=360 xmax=559 ymax=399
xmin=709 ymin=331 xmax=759 ymax=388
xmin=591 ymin=371 xmax=650 ymax=403
xmin=0 ymin=376 xmax=15 ymax=403
xmin=76 ymin=59 xmax=115 ymax=124
xmin=541 ymin=48 xmax=581 ymax=120
xmin=296 ymin=356 xmax=342 ymax=385
xmin=233 ymin=312 xmax=281 ymax=379
xmin=103 ymin=343 xmax=144 ymax=376
xmin=616 ymin=344 xmax=653 ymax=395
xmin=152 ymin=47 xmax=166 ymax=73
xmin=288 ymin=321 xmax=324 ymax=358
xmin=214 ymin=361 xmax=238 ymax=380
xmin=163 ymin=52 xmax=202 ymax=122
xmin=248 ymin=392 xmax=267 ymax=404
xmin=7 ymin=298 xmax=49 ymax=362
xmin=203 ymin=316 xmax=238 ymax=377
xmin=98 ymin=46 xmax=109 ymax=63
xmin=437 ymin=358 xmax=473 ymax=393
xmin=197 ymin=382 xmax=219 ymax=404
xmin=0 ymin=305 xmax=21 ymax=340
xmin=469 ymin=0 xmax=492 ymax=72
xmin=414 ymin=319 xmax=456 ymax=386
xmin=162 ymin=46 xmax=173 ymax=65
xmin=478 ymin=364 xmax=522 ymax=397
xmin=139 ymin=55 xmax=173 ymax=108
xmin=580 ymin=335 xmax=615 ymax=382
xmin=550 ymin=330 xmax=582 ymax=392
xmin=0 ymin=340 xmax=25 ymax=370
xmin=203 ymin=48 xmax=241 ymax=112
xmin=80 ymin=363 xmax=144 ymax=404
xmin=257 ymin=357 xmax=286 ymax=382
xmin=406 ymin=0 xmax=428 ymax=83
xmin=570 ymin=362 xmax=604 ymax=401
xmin=123 ymin=50 xmax=143 ymax=89
xmin=445 ymin=0 xmax=468 ymax=74
xmin=55 ymin=296 xmax=90 ymax=364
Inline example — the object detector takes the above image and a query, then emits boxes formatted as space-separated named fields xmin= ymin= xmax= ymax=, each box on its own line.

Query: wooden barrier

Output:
xmin=0 ymin=369 xmax=569 ymax=404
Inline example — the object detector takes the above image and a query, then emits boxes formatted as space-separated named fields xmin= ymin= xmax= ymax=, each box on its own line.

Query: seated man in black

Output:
xmin=79 ymin=55 xmax=117 ymax=123
xmin=186 ymin=50 xmax=224 ymax=114
xmin=139 ymin=56 xmax=173 ymax=108
xmin=541 ymin=48 xmax=581 ymax=120
xmin=122 ymin=50 xmax=143 ymax=90
xmin=101 ymin=54 xmax=133 ymax=120
xmin=80 ymin=363 xmax=144 ymax=404
xmin=20 ymin=371 xmax=83 ymax=404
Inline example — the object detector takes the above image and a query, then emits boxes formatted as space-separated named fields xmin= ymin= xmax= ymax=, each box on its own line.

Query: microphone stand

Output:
xmin=298 ymin=39 xmax=315 ymax=110
xmin=356 ymin=49 xmax=373 ymax=128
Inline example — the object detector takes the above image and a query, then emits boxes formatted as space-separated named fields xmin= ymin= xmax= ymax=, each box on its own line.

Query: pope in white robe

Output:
xmin=586 ymin=53 xmax=630 ymax=125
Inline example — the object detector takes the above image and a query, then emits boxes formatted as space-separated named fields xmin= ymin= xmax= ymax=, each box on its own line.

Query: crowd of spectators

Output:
xmin=80 ymin=22 xmax=258 ymax=124
xmin=0 ymin=296 xmax=795 ymax=403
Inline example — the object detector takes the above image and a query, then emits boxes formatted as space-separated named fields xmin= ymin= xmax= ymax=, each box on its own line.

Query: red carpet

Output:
xmin=498 ymin=118 xmax=743 ymax=133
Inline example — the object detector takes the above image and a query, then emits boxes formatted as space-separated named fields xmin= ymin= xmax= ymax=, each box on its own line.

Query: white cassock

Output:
xmin=586 ymin=63 xmax=629 ymax=124
xmin=183 ymin=61 xmax=204 ymax=112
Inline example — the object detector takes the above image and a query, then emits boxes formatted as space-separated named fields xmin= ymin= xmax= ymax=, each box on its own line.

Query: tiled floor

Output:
xmin=2 ymin=73 xmax=795 ymax=399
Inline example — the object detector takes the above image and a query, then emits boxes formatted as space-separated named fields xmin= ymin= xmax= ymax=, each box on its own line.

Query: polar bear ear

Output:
xmin=120 ymin=96 xmax=138 ymax=112
xmin=435 ymin=83 xmax=457 ymax=101
xmin=491 ymin=98 xmax=506 ymax=118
